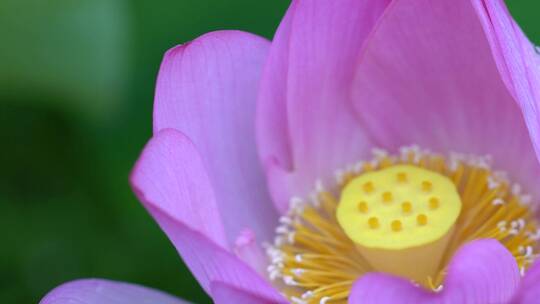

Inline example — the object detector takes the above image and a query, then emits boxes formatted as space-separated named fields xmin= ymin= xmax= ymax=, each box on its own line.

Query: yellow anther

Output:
xmin=391 ymin=220 xmax=402 ymax=232
xmin=368 ymin=217 xmax=380 ymax=229
xmin=422 ymin=181 xmax=433 ymax=192
xmin=401 ymin=201 xmax=412 ymax=214
xmin=363 ymin=163 xmax=375 ymax=172
xmin=429 ymin=197 xmax=440 ymax=210
xmin=417 ymin=214 xmax=428 ymax=226
xmin=382 ymin=191 xmax=393 ymax=203
xmin=274 ymin=150 xmax=540 ymax=301
xmin=358 ymin=201 xmax=369 ymax=213
xmin=397 ymin=172 xmax=408 ymax=183
xmin=363 ymin=182 xmax=375 ymax=194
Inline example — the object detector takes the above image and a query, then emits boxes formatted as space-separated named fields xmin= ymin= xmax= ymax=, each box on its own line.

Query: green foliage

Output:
xmin=0 ymin=1 xmax=288 ymax=303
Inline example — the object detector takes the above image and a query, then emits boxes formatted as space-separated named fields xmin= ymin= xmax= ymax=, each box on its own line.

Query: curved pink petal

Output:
xmin=233 ymin=228 xmax=268 ymax=276
xmin=153 ymin=30 xmax=278 ymax=243
xmin=472 ymin=0 xmax=540 ymax=197
xmin=256 ymin=2 xmax=296 ymax=214
xmin=511 ymin=259 xmax=540 ymax=304
xmin=146 ymin=205 xmax=284 ymax=301
xmin=349 ymin=274 xmax=435 ymax=304
xmin=257 ymin=0 xmax=390 ymax=213
xmin=351 ymin=0 xmax=540 ymax=195
xmin=131 ymin=128 xmax=227 ymax=248
xmin=349 ymin=239 xmax=519 ymax=304
xmin=210 ymin=281 xmax=286 ymax=304
xmin=39 ymin=279 xmax=189 ymax=304
xmin=130 ymin=129 xmax=283 ymax=301
xmin=440 ymin=239 xmax=520 ymax=304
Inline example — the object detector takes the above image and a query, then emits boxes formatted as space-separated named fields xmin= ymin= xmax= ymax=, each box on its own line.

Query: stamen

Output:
xmin=267 ymin=146 xmax=539 ymax=304
xmin=337 ymin=165 xmax=461 ymax=281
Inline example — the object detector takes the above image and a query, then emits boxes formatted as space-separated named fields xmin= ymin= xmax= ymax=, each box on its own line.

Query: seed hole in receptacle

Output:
xmin=363 ymin=182 xmax=375 ymax=194
xmin=417 ymin=214 xmax=428 ymax=226
xmin=397 ymin=172 xmax=408 ymax=183
xmin=401 ymin=201 xmax=412 ymax=214
xmin=368 ymin=217 xmax=379 ymax=229
xmin=382 ymin=191 xmax=393 ymax=204
xmin=429 ymin=197 xmax=440 ymax=210
xmin=358 ymin=201 xmax=369 ymax=213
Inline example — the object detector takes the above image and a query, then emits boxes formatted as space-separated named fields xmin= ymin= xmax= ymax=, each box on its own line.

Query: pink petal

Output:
xmin=349 ymin=239 xmax=520 ymax=304
xmin=39 ymin=279 xmax=189 ymax=304
xmin=131 ymin=129 xmax=282 ymax=301
xmin=441 ymin=239 xmax=520 ymax=303
xmin=153 ymin=30 xmax=278 ymax=243
xmin=131 ymin=129 xmax=227 ymax=248
xmin=211 ymin=281 xmax=286 ymax=304
xmin=256 ymin=2 xmax=296 ymax=214
xmin=351 ymin=0 xmax=540 ymax=194
xmin=511 ymin=259 xmax=540 ymax=304
xmin=349 ymin=274 xmax=435 ymax=304
xmin=257 ymin=0 xmax=390 ymax=213
xmin=233 ymin=229 xmax=268 ymax=276
xmin=146 ymin=205 xmax=284 ymax=301
xmin=472 ymin=0 xmax=540 ymax=198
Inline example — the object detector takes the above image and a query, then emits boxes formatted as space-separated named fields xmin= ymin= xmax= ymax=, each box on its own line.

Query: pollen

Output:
xmin=267 ymin=147 xmax=539 ymax=304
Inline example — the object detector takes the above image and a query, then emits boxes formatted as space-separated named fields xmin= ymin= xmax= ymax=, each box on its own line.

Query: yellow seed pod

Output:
xmin=336 ymin=165 xmax=461 ymax=250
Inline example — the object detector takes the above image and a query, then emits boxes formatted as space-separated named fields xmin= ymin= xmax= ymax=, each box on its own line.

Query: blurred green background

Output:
xmin=0 ymin=1 xmax=538 ymax=303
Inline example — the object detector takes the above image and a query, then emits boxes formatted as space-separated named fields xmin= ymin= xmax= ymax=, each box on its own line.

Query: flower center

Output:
xmin=266 ymin=146 xmax=539 ymax=304
xmin=337 ymin=165 xmax=462 ymax=282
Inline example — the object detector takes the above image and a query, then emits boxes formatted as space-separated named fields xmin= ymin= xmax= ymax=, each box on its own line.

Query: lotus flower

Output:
xmin=40 ymin=1 xmax=540 ymax=303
